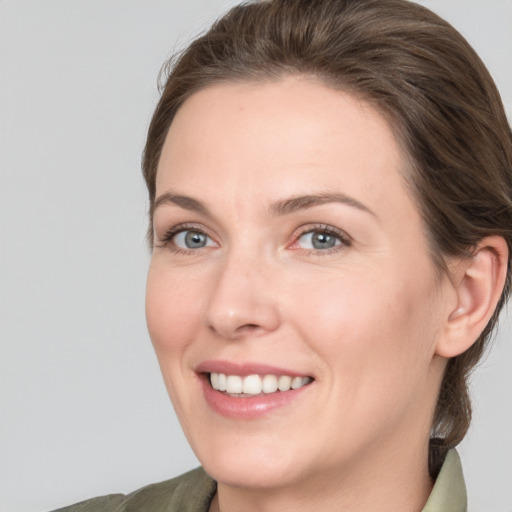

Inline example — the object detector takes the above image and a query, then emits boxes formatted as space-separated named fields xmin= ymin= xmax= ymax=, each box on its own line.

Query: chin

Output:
xmin=190 ymin=429 xmax=308 ymax=489
xmin=202 ymin=455 xmax=302 ymax=490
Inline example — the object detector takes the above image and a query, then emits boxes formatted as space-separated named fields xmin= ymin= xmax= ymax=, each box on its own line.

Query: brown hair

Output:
xmin=143 ymin=0 xmax=512 ymax=476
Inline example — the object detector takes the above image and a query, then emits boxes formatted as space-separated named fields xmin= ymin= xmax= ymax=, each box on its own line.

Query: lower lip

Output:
xmin=200 ymin=376 xmax=311 ymax=419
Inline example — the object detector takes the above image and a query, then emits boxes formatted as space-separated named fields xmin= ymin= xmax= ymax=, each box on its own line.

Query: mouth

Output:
xmin=195 ymin=361 xmax=315 ymax=418
xmin=208 ymin=372 xmax=313 ymax=397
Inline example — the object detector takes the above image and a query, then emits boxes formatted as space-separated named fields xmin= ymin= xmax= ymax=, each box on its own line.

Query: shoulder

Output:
xmin=50 ymin=467 xmax=216 ymax=512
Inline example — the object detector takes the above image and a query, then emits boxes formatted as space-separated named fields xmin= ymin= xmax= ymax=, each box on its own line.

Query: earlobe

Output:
xmin=436 ymin=236 xmax=508 ymax=358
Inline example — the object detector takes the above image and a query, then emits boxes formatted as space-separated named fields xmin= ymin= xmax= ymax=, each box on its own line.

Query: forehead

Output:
xmin=156 ymin=77 xmax=416 ymax=222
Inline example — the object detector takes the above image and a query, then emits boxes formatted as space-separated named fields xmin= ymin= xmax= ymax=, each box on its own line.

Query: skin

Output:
xmin=146 ymin=77 xmax=461 ymax=512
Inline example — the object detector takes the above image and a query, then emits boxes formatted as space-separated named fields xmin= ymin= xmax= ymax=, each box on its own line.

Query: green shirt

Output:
xmin=52 ymin=449 xmax=467 ymax=512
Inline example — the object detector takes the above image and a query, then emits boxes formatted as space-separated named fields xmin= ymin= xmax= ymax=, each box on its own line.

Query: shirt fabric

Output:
xmin=51 ymin=449 xmax=467 ymax=512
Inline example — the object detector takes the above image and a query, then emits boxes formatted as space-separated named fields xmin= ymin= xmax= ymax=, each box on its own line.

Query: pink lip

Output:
xmin=195 ymin=360 xmax=310 ymax=377
xmin=199 ymin=377 xmax=311 ymax=419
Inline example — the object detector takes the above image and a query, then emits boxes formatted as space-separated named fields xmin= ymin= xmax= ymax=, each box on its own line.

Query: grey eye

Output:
xmin=297 ymin=231 xmax=341 ymax=250
xmin=173 ymin=230 xmax=214 ymax=249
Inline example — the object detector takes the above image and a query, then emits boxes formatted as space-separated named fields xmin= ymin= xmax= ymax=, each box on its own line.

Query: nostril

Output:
xmin=236 ymin=323 xmax=264 ymax=334
xmin=208 ymin=321 xmax=264 ymax=338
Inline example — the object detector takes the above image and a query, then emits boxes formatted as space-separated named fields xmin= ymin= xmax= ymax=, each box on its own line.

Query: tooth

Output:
xmin=217 ymin=373 xmax=227 ymax=391
xmin=212 ymin=372 xmax=311 ymax=395
xmin=226 ymin=375 xmax=243 ymax=394
xmin=277 ymin=375 xmax=292 ymax=391
xmin=291 ymin=376 xmax=303 ymax=389
xmin=262 ymin=374 xmax=278 ymax=393
xmin=242 ymin=375 xmax=262 ymax=394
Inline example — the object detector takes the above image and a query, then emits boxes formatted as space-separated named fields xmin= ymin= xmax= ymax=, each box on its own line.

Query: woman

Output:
xmin=55 ymin=0 xmax=512 ymax=510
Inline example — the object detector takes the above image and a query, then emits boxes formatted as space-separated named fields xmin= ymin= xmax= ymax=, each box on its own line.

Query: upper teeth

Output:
xmin=209 ymin=373 xmax=312 ymax=395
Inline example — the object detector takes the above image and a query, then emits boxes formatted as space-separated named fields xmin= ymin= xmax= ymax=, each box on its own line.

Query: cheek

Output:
xmin=292 ymin=264 xmax=439 ymax=383
xmin=145 ymin=263 xmax=210 ymax=421
xmin=299 ymin=270 xmax=440 ymax=440
xmin=145 ymin=262 xmax=205 ymax=357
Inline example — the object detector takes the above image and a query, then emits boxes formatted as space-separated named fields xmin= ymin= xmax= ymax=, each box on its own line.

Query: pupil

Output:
xmin=185 ymin=231 xmax=206 ymax=248
xmin=313 ymin=232 xmax=335 ymax=249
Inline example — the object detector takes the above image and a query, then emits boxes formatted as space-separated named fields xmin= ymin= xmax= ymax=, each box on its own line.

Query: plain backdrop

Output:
xmin=1 ymin=1 xmax=511 ymax=511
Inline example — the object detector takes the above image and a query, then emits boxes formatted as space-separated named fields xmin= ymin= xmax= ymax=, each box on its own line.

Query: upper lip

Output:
xmin=195 ymin=360 xmax=312 ymax=378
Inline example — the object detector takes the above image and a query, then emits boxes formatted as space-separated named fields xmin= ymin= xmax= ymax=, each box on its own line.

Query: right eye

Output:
xmin=169 ymin=229 xmax=216 ymax=250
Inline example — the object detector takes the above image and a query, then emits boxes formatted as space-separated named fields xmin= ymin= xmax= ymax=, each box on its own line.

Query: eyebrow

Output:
xmin=268 ymin=192 xmax=376 ymax=217
xmin=152 ymin=191 xmax=376 ymax=218
xmin=152 ymin=192 xmax=210 ymax=218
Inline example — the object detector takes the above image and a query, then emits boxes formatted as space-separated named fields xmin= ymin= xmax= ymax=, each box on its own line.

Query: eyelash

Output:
xmin=156 ymin=223 xmax=213 ymax=254
xmin=292 ymin=224 xmax=352 ymax=256
xmin=155 ymin=223 xmax=352 ymax=255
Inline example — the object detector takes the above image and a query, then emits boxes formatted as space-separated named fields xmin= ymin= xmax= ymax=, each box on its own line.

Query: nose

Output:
xmin=204 ymin=253 xmax=281 ymax=341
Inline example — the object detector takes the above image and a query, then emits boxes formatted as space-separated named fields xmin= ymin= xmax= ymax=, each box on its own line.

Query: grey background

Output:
xmin=0 ymin=1 xmax=510 ymax=511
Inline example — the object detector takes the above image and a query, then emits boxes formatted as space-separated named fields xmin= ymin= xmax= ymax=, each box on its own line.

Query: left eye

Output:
xmin=296 ymin=230 xmax=343 ymax=250
xmin=173 ymin=230 xmax=215 ymax=249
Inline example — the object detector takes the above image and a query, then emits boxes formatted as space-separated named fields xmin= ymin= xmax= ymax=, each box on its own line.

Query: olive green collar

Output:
xmin=422 ymin=449 xmax=467 ymax=511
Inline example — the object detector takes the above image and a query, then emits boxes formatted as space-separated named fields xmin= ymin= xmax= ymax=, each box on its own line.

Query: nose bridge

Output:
xmin=204 ymin=242 xmax=280 ymax=340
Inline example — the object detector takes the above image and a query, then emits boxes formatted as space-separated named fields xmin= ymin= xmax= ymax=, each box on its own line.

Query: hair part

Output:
xmin=142 ymin=0 xmax=512 ymax=477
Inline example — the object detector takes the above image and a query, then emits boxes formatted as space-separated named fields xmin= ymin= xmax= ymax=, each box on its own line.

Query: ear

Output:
xmin=436 ymin=236 xmax=509 ymax=358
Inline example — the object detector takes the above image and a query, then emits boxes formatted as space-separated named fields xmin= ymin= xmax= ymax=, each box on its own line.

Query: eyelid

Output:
xmin=155 ymin=221 xmax=351 ymax=254
xmin=288 ymin=223 xmax=352 ymax=252
xmin=155 ymin=222 xmax=218 ymax=251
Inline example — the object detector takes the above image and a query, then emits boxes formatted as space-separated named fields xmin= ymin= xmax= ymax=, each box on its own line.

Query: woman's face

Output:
xmin=146 ymin=77 xmax=451 ymax=490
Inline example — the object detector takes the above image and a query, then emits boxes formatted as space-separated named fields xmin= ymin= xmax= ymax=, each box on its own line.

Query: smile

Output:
xmin=209 ymin=373 xmax=313 ymax=395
